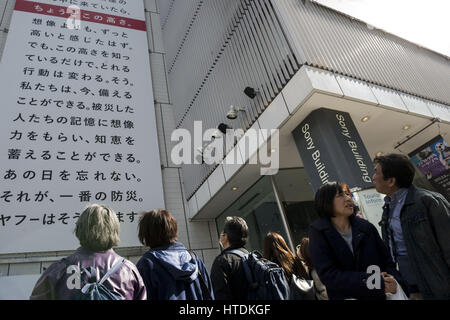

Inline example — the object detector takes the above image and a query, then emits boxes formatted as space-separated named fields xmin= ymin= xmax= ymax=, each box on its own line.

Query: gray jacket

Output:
xmin=380 ymin=185 xmax=450 ymax=299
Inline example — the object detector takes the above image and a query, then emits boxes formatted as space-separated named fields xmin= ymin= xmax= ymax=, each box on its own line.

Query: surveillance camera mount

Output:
xmin=218 ymin=123 xmax=232 ymax=134
xmin=244 ymin=86 xmax=260 ymax=100
xmin=227 ymin=105 xmax=249 ymax=128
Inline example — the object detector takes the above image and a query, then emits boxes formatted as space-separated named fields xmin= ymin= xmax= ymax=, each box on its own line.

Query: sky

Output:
xmin=313 ymin=0 xmax=450 ymax=57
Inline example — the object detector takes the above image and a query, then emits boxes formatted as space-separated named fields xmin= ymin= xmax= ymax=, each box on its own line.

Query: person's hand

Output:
xmin=382 ymin=272 xmax=397 ymax=294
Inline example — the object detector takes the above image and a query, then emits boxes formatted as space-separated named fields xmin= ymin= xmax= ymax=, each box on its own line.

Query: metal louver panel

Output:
xmin=272 ymin=0 xmax=450 ymax=106
xmin=160 ymin=0 xmax=299 ymax=199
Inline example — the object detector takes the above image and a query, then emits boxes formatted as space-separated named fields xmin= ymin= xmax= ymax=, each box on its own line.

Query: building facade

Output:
xmin=0 ymin=0 xmax=449 ymax=299
xmin=159 ymin=0 xmax=450 ymax=251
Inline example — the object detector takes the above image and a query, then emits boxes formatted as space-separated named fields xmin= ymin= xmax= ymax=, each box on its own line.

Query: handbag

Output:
xmin=289 ymin=274 xmax=316 ymax=300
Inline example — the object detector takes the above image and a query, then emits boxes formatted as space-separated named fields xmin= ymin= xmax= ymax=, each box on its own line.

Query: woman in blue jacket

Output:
xmin=136 ymin=209 xmax=214 ymax=300
xmin=308 ymin=182 xmax=406 ymax=300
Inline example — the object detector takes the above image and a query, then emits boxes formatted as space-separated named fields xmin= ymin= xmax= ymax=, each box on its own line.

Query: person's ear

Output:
xmin=387 ymin=177 xmax=397 ymax=188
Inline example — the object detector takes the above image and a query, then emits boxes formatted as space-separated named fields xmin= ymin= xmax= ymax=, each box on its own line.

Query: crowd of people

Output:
xmin=30 ymin=153 xmax=450 ymax=300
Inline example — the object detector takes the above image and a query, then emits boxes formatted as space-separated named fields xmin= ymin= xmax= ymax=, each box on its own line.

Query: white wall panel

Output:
xmin=281 ymin=67 xmax=314 ymax=114
xmin=188 ymin=194 xmax=199 ymax=219
xmin=370 ymin=84 xmax=408 ymax=113
xmin=257 ymin=93 xmax=290 ymax=133
xmin=335 ymin=75 xmax=379 ymax=105
xmin=222 ymin=147 xmax=244 ymax=182
xmin=150 ymin=52 xmax=170 ymax=104
xmin=154 ymin=104 xmax=168 ymax=167
xmin=401 ymin=94 xmax=434 ymax=118
xmin=427 ymin=101 xmax=450 ymax=123
xmin=145 ymin=11 xmax=154 ymax=52
xmin=195 ymin=179 xmax=211 ymax=211
xmin=207 ymin=165 xmax=226 ymax=198
xmin=150 ymin=12 xmax=165 ymax=53
xmin=145 ymin=0 xmax=157 ymax=13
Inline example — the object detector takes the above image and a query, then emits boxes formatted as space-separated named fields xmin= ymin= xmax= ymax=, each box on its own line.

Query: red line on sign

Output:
xmin=14 ymin=0 xmax=147 ymax=31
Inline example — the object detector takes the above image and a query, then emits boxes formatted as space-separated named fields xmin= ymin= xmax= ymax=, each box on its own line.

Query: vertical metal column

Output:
xmin=271 ymin=176 xmax=295 ymax=252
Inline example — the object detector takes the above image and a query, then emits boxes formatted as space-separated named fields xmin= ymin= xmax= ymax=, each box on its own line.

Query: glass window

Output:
xmin=215 ymin=176 xmax=289 ymax=253
xmin=273 ymin=168 xmax=317 ymax=247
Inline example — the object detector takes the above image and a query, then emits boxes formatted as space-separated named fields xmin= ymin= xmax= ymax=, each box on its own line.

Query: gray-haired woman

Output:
xmin=30 ymin=204 xmax=146 ymax=300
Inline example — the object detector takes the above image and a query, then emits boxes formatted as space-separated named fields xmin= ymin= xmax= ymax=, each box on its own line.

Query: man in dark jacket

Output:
xmin=373 ymin=154 xmax=450 ymax=299
xmin=210 ymin=216 xmax=250 ymax=300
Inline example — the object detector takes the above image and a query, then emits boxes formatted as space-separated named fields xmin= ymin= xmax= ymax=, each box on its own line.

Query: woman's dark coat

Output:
xmin=309 ymin=215 xmax=406 ymax=300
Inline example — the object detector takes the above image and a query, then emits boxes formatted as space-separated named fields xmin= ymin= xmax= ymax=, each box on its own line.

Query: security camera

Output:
xmin=218 ymin=123 xmax=232 ymax=134
xmin=244 ymin=87 xmax=259 ymax=99
xmin=226 ymin=105 xmax=238 ymax=120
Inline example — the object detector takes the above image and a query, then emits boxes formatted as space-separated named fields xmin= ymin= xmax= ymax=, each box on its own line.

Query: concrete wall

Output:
xmin=0 ymin=0 xmax=220 ymax=299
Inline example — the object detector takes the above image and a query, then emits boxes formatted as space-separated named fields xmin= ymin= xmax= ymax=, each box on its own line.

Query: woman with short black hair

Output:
xmin=309 ymin=182 xmax=407 ymax=300
xmin=136 ymin=209 xmax=214 ymax=300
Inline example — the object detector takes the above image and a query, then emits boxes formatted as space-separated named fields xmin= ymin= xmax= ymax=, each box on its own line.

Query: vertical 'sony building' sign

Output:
xmin=0 ymin=0 xmax=164 ymax=254
xmin=292 ymin=108 xmax=374 ymax=193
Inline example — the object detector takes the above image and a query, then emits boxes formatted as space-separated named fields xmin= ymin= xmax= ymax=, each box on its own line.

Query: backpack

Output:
xmin=64 ymin=258 xmax=126 ymax=300
xmin=228 ymin=249 xmax=290 ymax=300
xmin=187 ymin=250 xmax=213 ymax=300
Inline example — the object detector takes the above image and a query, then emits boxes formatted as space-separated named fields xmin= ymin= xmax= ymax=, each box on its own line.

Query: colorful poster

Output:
xmin=409 ymin=135 xmax=450 ymax=202
xmin=0 ymin=0 xmax=164 ymax=254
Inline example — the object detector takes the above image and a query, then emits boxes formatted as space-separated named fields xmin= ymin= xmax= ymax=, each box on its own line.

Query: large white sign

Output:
xmin=0 ymin=0 xmax=164 ymax=254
